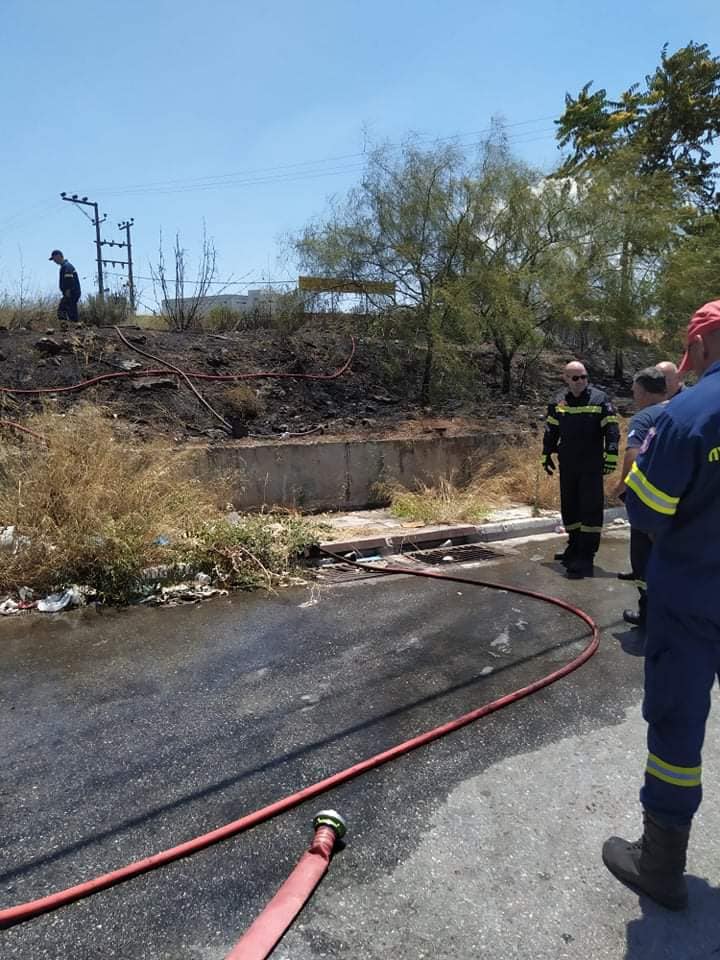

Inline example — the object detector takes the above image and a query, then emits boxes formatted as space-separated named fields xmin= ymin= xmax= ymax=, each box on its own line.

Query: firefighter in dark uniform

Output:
xmin=541 ymin=361 xmax=620 ymax=578
xmin=603 ymin=300 xmax=720 ymax=911
xmin=613 ymin=366 xmax=668 ymax=629
xmin=49 ymin=249 xmax=81 ymax=323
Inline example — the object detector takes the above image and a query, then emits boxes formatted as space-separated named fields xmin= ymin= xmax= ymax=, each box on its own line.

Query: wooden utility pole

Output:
xmin=60 ymin=193 xmax=107 ymax=301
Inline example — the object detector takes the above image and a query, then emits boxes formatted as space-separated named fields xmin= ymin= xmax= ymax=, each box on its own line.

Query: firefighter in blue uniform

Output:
xmin=612 ymin=366 xmax=668 ymax=629
xmin=603 ymin=300 xmax=720 ymax=910
xmin=49 ymin=249 xmax=81 ymax=323
xmin=541 ymin=361 xmax=620 ymax=578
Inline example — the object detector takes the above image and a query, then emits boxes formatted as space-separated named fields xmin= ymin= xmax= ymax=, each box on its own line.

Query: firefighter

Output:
xmin=49 ymin=249 xmax=81 ymax=323
xmin=541 ymin=361 xmax=619 ymax=578
xmin=613 ymin=367 xmax=668 ymax=629
xmin=602 ymin=300 xmax=720 ymax=911
xmin=655 ymin=360 xmax=684 ymax=399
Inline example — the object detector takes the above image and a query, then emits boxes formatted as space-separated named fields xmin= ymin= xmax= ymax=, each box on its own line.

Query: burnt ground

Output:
xmin=0 ymin=320 xmax=654 ymax=443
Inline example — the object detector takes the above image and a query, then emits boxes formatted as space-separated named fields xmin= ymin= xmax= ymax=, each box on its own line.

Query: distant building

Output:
xmin=162 ymin=288 xmax=277 ymax=318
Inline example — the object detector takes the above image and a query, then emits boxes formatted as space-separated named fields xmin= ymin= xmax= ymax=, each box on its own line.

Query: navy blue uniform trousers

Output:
xmin=642 ymin=597 xmax=720 ymax=825
xmin=58 ymin=295 xmax=80 ymax=323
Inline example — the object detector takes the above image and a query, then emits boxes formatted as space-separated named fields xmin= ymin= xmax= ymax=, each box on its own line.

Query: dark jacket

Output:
xmin=626 ymin=360 xmax=720 ymax=619
xmin=59 ymin=260 xmax=81 ymax=300
xmin=542 ymin=385 xmax=620 ymax=470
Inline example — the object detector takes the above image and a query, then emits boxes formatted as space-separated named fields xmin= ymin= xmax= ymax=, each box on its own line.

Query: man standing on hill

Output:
xmin=541 ymin=361 xmax=620 ymax=579
xmin=602 ymin=300 xmax=720 ymax=910
xmin=613 ymin=367 xmax=667 ymax=629
xmin=49 ymin=249 xmax=81 ymax=324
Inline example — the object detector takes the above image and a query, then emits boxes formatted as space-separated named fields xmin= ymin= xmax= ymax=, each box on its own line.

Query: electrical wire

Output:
xmin=88 ymin=117 xmax=558 ymax=199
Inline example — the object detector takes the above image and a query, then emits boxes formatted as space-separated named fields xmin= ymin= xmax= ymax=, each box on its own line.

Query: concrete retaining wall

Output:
xmin=187 ymin=434 xmax=484 ymax=511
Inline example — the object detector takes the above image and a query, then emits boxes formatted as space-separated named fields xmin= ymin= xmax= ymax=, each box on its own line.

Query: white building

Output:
xmin=162 ymin=288 xmax=278 ymax=318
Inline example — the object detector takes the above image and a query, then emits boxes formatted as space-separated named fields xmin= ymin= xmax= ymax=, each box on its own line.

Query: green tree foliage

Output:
xmin=296 ymin=142 xmax=472 ymax=402
xmin=557 ymin=42 xmax=720 ymax=209
xmin=448 ymin=156 xmax=586 ymax=393
xmin=658 ymin=214 xmax=720 ymax=333
xmin=569 ymin=155 xmax=686 ymax=377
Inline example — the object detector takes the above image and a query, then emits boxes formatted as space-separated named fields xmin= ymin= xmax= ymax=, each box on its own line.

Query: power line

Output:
xmin=104 ymin=271 xmax=294 ymax=286
xmin=95 ymin=130 xmax=558 ymax=200
xmin=91 ymin=115 xmax=559 ymax=198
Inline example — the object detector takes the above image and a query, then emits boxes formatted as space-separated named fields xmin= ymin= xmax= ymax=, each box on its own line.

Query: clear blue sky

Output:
xmin=1 ymin=0 xmax=717 ymax=310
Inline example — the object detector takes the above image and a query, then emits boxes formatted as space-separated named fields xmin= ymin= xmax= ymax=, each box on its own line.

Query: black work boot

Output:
xmin=602 ymin=810 xmax=690 ymax=910
xmin=623 ymin=609 xmax=645 ymax=627
xmin=554 ymin=548 xmax=573 ymax=564
xmin=566 ymin=560 xmax=594 ymax=580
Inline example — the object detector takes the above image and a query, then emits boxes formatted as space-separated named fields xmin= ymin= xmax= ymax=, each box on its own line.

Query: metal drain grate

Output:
xmin=313 ymin=561 xmax=386 ymax=583
xmin=405 ymin=543 xmax=498 ymax=565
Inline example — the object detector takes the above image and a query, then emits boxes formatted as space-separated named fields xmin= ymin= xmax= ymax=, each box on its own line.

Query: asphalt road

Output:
xmin=1 ymin=533 xmax=718 ymax=959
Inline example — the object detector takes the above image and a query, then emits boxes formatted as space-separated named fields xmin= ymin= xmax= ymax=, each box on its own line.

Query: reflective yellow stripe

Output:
xmin=601 ymin=416 xmax=619 ymax=428
xmin=635 ymin=580 xmax=647 ymax=590
xmin=546 ymin=416 xmax=560 ymax=427
xmin=564 ymin=522 xmax=581 ymax=531
xmin=580 ymin=525 xmax=603 ymax=533
xmin=604 ymin=454 xmax=619 ymax=462
xmin=556 ymin=405 xmax=603 ymax=414
xmin=646 ymin=753 xmax=701 ymax=787
xmin=626 ymin=462 xmax=679 ymax=516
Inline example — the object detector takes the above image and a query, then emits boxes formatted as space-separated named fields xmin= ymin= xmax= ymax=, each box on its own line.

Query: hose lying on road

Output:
xmin=0 ymin=554 xmax=599 ymax=929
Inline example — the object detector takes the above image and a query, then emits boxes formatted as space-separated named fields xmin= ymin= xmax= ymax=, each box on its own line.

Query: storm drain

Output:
xmin=313 ymin=561 xmax=387 ymax=583
xmin=405 ymin=543 xmax=499 ymax=565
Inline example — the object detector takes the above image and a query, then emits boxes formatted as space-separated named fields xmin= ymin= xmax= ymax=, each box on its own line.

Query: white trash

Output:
xmin=37 ymin=585 xmax=86 ymax=613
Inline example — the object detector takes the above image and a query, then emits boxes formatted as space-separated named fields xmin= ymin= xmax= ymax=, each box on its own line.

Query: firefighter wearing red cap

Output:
xmin=602 ymin=300 xmax=720 ymax=911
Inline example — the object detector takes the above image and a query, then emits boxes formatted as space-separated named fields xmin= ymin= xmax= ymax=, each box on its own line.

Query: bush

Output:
xmin=205 ymin=305 xmax=245 ymax=332
xmin=222 ymin=384 xmax=262 ymax=421
xmin=80 ymin=293 xmax=131 ymax=326
xmin=0 ymin=405 xmax=321 ymax=602
xmin=185 ymin=513 xmax=322 ymax=590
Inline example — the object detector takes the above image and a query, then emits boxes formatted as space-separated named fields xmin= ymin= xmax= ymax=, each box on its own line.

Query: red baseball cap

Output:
xmin=678 ymin=300 xmax=720 ymax=373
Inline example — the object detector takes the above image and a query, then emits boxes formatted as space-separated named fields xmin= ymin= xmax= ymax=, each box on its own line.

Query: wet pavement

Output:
xmin=1 ymin=533 xmax=719 ymax=959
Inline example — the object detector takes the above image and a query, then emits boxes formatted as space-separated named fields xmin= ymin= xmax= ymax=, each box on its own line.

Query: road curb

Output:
xmin=320 ymin=507 xmax=628 ymax=554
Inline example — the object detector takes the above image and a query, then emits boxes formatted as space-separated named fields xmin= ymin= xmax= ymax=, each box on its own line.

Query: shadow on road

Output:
xmin=613 ymin=629 xmax=646 ymax=658
xmin=625 ymin=877 xmax=720 ymax=959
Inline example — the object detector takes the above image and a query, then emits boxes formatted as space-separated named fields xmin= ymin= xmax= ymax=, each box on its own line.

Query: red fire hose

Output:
xmin=0 ymin=558 xmax=599 ymax=931
xmin=0 ymin=337 xmax=356 ymax=395
xmin=225 ymin=810 xmax=347 ymax=960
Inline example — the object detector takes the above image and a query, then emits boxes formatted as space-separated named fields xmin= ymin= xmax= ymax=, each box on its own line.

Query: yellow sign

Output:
xmin=298 ymin=276 xmax=395 ymax=295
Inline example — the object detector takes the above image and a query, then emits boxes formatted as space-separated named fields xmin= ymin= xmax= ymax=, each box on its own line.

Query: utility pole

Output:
xmin=117 ymin=219 xmax=135 ymax=310
xmin=60 ymin=193 xmax=107 ymax=302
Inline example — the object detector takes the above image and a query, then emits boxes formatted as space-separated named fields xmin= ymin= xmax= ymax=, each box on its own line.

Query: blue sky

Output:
xmin=1 ymin=0 xmax=717 ymax=309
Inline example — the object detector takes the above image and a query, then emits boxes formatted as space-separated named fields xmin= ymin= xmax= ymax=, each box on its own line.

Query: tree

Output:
xmin=569 ymin=156 xmax=686 ymax=378
xmin=557 ymin=42 xmax=720 ymax=209
xmin=448 ymin=157 xmax=587 ymax=393
xmin=657 ymin=213 xmax=720 ymax=333
xmin=150 ymin=225 xmax=218 ymax=331
xmin=295 ymin=141 xmax=473 ymax=402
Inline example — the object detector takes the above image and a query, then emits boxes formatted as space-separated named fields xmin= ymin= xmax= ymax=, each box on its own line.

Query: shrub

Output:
xmin=0 ymin=405 xmax=321 ymax=602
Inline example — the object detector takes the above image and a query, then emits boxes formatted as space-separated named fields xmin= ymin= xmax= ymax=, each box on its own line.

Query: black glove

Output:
xmin=603 ymin=453 xmax=618 ymax=476
xmin=542 ymin=454 xmax=556 ymax=476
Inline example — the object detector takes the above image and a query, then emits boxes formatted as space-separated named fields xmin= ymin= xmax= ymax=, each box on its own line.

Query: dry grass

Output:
xmin=0 ymin=295 xmax=56 ymax=330
xmin=222 ymin=384 xmax=263 ymax=420
xmin=382 ymin=435 xmax=628 ymax=525
xmin=383 ymin=477 xmax=491 ymax=524
xmin=0 ymin=405 xmax=320 ymax=602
